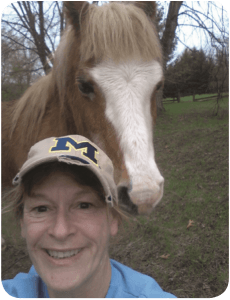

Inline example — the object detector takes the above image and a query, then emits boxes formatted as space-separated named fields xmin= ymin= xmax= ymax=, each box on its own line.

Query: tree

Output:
xmin=160 ymin=1 xmax=183 ymax=69
xmin=209 ymin=37 xmax=229 ymax=94
xmin=1 ymin=28 xmax=40 ymax=101
xmin=164 ymin=48 xmax=216 ymax=99
xmin=154 ymin=1 xmax=183 ymax=111
xmin=2 ymin=1 xmax=64 ymax=75
xmin=208 ymin=36 xmax=229 ymax=115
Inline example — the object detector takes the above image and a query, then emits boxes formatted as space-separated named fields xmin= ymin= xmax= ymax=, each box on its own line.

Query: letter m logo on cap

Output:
xmin=49 ymin=137 xmax=99 ymax=165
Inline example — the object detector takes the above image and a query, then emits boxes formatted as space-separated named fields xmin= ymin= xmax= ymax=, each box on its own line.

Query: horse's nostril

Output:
xmin=118 ymin=186 xmax=138 ymax=215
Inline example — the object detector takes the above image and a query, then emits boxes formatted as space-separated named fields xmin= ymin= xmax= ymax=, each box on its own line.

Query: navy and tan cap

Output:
xmin=12 ymin=135 xmax=118 ymax=206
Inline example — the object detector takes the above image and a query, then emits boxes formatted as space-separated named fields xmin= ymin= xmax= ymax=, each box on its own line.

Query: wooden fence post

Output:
xmin=193 ymin=91 xmax=196 ymax=102
xmin=177 ymin=90 xmax=181 ymax=103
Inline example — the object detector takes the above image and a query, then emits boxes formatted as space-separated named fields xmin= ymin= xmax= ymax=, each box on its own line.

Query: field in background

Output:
xmin=164 ymin=92 xmax=229 ymax=103
xmin=2 ymin=96 xmax=229 ymax=297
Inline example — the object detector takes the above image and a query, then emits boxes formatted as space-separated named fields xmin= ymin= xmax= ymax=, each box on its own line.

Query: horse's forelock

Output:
xmin=79 ymin=2 xmax=162 ymax=64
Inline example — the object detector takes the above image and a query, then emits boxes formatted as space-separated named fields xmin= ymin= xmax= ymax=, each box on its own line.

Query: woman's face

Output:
xmin=20 ymin=171 xmax=118 ymax=296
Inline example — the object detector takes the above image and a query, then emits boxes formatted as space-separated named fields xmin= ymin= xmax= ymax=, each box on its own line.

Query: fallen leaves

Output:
xmin=160 ymin=254 xmax=170 ymax=259
xmin=187 ymin=219 xmax=195 ymax=229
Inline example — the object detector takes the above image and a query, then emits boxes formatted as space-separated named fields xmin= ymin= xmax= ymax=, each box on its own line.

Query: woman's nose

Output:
xmin=48 ymin=209 xmax=74 ymax=240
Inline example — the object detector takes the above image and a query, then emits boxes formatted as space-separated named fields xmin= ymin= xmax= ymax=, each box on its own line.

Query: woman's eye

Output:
xmin=78 ymin=80 xmax=94 ymax=95
xmin=79 ymin=202 xmax=92 ymax=209
xmin=34 ymin=206 xmax=48 ymax=213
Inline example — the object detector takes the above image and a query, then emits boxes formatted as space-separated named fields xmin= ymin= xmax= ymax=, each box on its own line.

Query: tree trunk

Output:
xmin=161 ymin=1 xmax=183 ymax=68
xmin=159 ymin=1 xmax=183 ymax=111
xmin=156 ymin=88 xmax=165 ymax=112
xmin=177 ymin=90 xmax=181 ymax=102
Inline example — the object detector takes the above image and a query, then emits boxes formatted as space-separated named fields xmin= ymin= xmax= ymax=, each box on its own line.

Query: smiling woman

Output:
xmin=20 ymin=168 xmax=117 ymax=298
xmin=2 ymin=135 xmax=175 ymax=298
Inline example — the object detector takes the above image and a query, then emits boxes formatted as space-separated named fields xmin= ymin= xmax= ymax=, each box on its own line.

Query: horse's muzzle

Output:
xmin=118 ymin=176 xmax=164 ymax=215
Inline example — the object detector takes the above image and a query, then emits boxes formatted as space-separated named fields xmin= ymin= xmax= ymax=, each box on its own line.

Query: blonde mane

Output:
xmin=10 ymin=73 xmax=54 ymax=140
xmin=80 ymin=2 xmax=162 ymax=63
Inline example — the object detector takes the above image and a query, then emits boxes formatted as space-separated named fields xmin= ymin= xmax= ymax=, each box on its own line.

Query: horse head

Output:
xmin=54 ymin=1 xmax=164 ymax=215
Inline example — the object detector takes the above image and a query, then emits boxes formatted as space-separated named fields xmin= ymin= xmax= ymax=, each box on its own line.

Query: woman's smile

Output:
xmin=42 ymin=247 xmax=85 ymax=267
xmin=45 ymin=248 xmax=82 ymax=259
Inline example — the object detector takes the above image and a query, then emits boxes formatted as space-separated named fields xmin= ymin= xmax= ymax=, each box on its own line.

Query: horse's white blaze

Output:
xmin=90 ymin=60 xmax=164 ymax=212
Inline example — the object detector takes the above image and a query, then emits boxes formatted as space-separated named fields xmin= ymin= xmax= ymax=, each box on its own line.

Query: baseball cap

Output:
xmin=12 ymin=135 xmax=118 ymax=206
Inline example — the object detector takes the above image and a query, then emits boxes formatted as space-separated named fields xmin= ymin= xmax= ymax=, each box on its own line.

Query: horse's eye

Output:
xmin=156 ymin=81 xmax=163 ymax=91
xmin=78 ymin=80 xmax=94 ymax=95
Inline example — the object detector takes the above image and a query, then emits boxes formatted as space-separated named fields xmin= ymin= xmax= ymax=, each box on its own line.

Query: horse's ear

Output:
xmin=64 ymin=1 xmax=89 ymax=30
xmin=134 ymin=1 xmax=156 ymax=20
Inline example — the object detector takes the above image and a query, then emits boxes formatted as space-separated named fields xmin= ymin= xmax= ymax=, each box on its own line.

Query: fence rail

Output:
xmin=162 ymin=98 xmax=178 ymax=103
xmin=195 ymin=94 xmax=229 ymax=102
xmin=163 ymin=93 xmax=229 ymax=104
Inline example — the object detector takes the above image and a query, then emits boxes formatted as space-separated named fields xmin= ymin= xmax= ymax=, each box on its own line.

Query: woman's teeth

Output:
xmin=46 ymin=249 xmax=81 ymax=259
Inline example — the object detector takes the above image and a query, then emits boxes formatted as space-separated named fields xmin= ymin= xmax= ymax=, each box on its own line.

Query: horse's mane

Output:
xmin=80 ymin=2 xmax=162 ymax=63
xmin=9 ymin=2 xmax=162 ymax=140
xmin=10 ymin=73 xmax=54 ymax=140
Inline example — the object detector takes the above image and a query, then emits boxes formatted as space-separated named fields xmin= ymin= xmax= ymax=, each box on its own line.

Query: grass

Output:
xmin=2 ymin=95 xmax=229 ymax=297
xmin=2 ymin=210 xmax=24 ymax=250
xmin=155 ymin=97 xmax=228 ymax=134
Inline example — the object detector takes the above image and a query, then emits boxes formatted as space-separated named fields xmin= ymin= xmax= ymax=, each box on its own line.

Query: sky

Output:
xmin=174 ymin=1 xmax=229 ymax=56
xmin=1 ymin=0 xmax=229 ymax=63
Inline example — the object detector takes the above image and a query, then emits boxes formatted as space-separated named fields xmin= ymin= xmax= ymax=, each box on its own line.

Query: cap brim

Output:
xmin=12 ymin=154 xmax=114 ymax=206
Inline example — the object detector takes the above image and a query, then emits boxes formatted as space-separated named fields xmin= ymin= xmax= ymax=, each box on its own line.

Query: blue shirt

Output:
xmin=2 ymin=259 xmax=176 ymax=298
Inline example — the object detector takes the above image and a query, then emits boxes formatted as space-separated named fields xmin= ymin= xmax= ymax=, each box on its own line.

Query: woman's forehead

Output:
xmin=25 ymin=171 xmax=105 ymax=204
xmin=30 ymin=170 xmax=92 ymax=189
xmin=31 ymin=171 xmax=97 ymax=194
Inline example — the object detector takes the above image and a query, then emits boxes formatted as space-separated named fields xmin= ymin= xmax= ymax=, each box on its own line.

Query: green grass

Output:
xmin=1 ymin=209 xmax=24 ymax=249
xmin=155 ymin=97 xmax=228 ymax=136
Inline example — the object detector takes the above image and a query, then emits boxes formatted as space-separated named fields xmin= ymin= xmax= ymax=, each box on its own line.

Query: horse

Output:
xmin=2 ymin=1 xmax=164 ymax=215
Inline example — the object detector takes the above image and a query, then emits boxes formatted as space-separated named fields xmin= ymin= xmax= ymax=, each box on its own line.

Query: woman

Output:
xmin=2 ymin=135 xmax=175 ymax=298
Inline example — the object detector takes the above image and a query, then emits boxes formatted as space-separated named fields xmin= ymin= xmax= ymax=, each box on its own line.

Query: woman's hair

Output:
xmin=2 ymin=162 xmax=126 ymax=224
